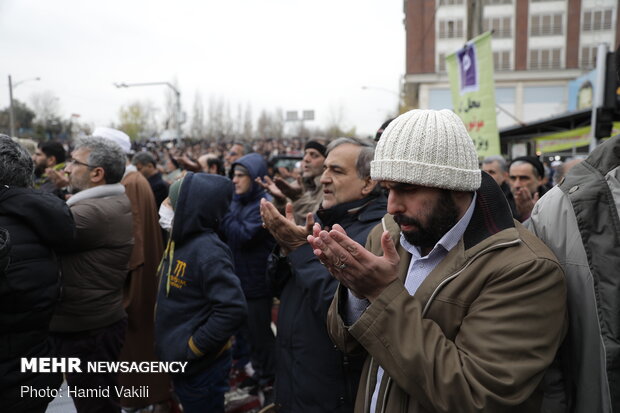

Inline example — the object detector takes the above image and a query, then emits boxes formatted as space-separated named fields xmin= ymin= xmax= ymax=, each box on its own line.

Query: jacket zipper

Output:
xmin=376 ymin=239 xmax=521 ymax=413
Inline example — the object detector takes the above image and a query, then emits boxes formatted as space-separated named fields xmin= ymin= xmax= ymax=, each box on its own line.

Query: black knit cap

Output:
xmin=511 ymin=156 xmax=544 ymax=179
xmin=304 ymin=141 xmax=326 ymax=157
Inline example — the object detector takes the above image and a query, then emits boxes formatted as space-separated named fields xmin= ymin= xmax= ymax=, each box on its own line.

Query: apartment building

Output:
xmin=403 ymin=0 xmax=620 ymax=129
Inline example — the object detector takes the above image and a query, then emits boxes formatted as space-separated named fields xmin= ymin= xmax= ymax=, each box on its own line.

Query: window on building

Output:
xmin=530 ymin=13 xmax=563 ymax=36
xmin=483 ymin=0 xmax=512 ymax=4
xmin=582 ymin=9 xmax=614 ymax=31
xmin=483 ymin=17 xmax=512 ymax=37
xmin=580 ymin=46 xmax=598 ymax=69
xmin=529 ymin=48 xmax=562 ymax=69
xmin=493 ymin=51 xmax=512 ymax=70
xmin=439 ymin=0 xmax=464 ymax=4
xmin=438 ymin=53 xmax=447 ymax=72
xmin=438 ymin=19 xmax=464 ymax=39
xmin=530 ymin=0 xmax=559 ymax=2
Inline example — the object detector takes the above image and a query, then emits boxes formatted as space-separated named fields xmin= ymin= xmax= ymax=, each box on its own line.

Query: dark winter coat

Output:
xmin=147 ymin=171 xmax=169 ymax=209
xmin=155 ymin=172 xmax=247 ymax=377
xmin=222 ymin=153 xmax=275 ymax=299
xmin=274 ymin=193 xmax=387 ymax=413
xmin=0 ymin=187 xmax=75 ymax=409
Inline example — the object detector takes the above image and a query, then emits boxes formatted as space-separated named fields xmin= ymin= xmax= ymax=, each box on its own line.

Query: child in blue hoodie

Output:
xmin=154 ymin=172 xmax=247 ymax=413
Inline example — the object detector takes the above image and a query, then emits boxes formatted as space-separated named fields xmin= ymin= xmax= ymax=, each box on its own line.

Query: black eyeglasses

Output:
xmin=67 ymin=159 xmax=96 ymax=168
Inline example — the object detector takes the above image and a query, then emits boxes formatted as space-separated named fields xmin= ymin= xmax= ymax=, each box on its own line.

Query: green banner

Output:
xmin=446 ymin=31 xmax=500 ymax=157
xmin=535 ymin=122 xmax=620 ymax=153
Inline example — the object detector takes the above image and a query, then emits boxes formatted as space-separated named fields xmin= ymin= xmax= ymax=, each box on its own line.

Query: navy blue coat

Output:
xmin=222 ymin=153 xmax=275 ymax=299
xmin=154 ymin=172 xmax=247 ymax=376
xmin=274 ymin=193 xmax=387 ymax=413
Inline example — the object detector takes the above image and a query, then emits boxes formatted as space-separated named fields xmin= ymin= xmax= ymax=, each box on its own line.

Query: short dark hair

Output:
xmin=207 ymin=157 xmax=225 ymax=176
xmin=0 ymin=135 xmax=34 ymax=187
xmin=38 ymin=141 xmax=66 ymax=164
xmin=132 ymin=151 xmax=157 ymax=168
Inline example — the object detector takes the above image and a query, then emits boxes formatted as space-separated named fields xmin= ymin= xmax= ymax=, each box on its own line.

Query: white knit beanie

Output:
xmin=371 ymin=109 xmax=481 ymax=191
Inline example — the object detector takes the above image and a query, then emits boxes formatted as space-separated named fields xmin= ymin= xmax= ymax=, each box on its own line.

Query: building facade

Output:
xmin=403 ymin=0 xmax=620 ymax=129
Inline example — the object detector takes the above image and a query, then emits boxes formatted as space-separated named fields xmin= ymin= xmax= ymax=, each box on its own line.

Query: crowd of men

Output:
xmin=0 ymin=107 xmax=618 ymax=413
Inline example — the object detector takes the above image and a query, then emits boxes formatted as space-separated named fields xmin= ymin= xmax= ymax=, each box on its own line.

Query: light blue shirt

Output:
xmin=344 ymin=193 xmax=477 ymax=412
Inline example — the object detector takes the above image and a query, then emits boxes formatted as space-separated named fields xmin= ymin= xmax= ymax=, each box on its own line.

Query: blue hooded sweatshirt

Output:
xmin=222 ymin=153 xmax=276 ymax=299
xmin=154 ymin=172 xmax=247 ymax=376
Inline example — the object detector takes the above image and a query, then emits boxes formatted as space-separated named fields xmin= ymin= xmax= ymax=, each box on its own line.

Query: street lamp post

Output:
xmin=8 ymin=75 xmax=41 ymax=137
xmin=114 ymin=81 xmax=182 ymax=140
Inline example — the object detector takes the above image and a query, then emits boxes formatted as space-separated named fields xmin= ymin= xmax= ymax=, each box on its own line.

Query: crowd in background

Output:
xmin=0 ymin=108 xmax=617 ymax=413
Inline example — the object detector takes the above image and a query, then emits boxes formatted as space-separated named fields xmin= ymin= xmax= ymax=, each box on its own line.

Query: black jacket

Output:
xmin=155 ymin=172 xmax=247 ymax=376
xmin=147 ymin=171 xmax=169 ymax=209
xmin=273 ymin=193 xmax=387 ymax=413
xmin=0 ymin=187 xmax=75 ymax=409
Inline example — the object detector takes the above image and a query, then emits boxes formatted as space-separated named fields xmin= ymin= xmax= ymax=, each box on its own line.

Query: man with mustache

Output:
xmin=311 ymin=109 xmax=567 ymax=413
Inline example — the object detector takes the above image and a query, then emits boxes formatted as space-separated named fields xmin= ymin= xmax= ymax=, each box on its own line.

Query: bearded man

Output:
xmin=311 ymin=109 xmax=567 ymax=413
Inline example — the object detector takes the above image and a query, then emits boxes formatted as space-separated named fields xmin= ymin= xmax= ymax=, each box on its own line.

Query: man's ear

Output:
xmin=90 ymin=167 xmax=106 ymax=184
xmin=47 ymin=155 xmax=57 ymax=167
xmin=361 ymin=177 xmax=377 ymax=196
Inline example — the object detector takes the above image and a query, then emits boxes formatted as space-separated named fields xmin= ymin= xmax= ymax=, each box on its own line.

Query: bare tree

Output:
xmin=324 ymin=102 xmax=355 ymax=139
xmin=243 ymin=103 xmax=253 ymax=140
xmin=206 ymin=96 xmax=224 ymax=141
xmin=30 ymin=91 xmax=61 ymax=124
xmin=190 ymin=92 xmax=205 ymax=139
xmin=256 ymin=108 xmax=284 ymax=140
xmin=162 ymin=78 xmax=183 ymax=136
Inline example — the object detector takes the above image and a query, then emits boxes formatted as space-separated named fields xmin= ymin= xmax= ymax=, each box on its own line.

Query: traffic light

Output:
xmin=595 ymin=48 xmax=620 ymax=139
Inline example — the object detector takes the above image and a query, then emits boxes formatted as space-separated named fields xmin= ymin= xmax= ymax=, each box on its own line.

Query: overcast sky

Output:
xmin=0 ymin=0 xmax=405 ymax=138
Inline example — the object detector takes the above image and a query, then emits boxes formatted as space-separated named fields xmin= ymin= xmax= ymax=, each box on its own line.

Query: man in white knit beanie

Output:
xmin=309 ymin=109 xmax=567 ymax=413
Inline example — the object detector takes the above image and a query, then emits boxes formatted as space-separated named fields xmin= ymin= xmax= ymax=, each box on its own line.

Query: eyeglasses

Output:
xmin=67 ymin=159 xmax=96 ymax=168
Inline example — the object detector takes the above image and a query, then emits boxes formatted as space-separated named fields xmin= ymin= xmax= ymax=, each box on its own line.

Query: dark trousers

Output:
xmin=172 ymin=350 xmax=231 ymax=413
xmin=244 ymin=297 xmax=276 ymax=387
xmin=51 ymin=318 xmax=128 ymax=413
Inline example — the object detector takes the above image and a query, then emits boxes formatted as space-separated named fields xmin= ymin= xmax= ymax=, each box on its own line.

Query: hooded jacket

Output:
xmin=222 ymin=153 xmax=275 ymax=298
xmin=155 ymin=172 xmax=247 ymax=376
xmin=327 ymin=173 xmax=567 ymax=413
xmin=526 ymin=134 xmax=620 ymax=413
xmin=0 ymin=187 xmax=75 ymax=408
xmin=274 ymin=193 xmax=387 ymax=413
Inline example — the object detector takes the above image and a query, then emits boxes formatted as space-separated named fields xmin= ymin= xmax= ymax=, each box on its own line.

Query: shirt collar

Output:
xmin=400 ymin=192 xmax=477 ymax=258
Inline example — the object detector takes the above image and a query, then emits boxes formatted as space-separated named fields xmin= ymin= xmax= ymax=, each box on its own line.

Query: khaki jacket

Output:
xmin=52 ymin=186 xmax=133 ymax=332
xmin=327 ymin=175 xmax=567 ymax=413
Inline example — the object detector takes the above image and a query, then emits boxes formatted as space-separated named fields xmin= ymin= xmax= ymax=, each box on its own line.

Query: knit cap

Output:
xmin=304 ymin=140 xmax=327 ymax=157
xmin=371 ymin=109 xmax=481 ymax=191
xmin=169 ymin=177 xmax=183 ymax=210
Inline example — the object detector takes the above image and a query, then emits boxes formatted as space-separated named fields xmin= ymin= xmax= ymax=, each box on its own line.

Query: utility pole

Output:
xmin=8 ymin=76 xmax=15 ymax=137
xmin=466 ymin=0 xmax=484 ymax=41
xmin=8 ymin=75 xmax=41 ymax=137
xmin=590 ymin=43 xmax=609 ymax=152
xmin=114 ymin=81 xmax=183 ymax=140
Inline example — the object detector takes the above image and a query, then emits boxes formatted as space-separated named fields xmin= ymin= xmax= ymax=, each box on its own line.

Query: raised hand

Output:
xmin=260 ymin=198 xmax=314 ymax=255
xmin=308 ymin=225 xmax=400 ymax=301
xmin=255 ymin=176 xmax=286 ymax=203
xmin=46 ymin=168 xmax=69 ymax=189
xmin=513 ymin=188 xmax=539 ymax=220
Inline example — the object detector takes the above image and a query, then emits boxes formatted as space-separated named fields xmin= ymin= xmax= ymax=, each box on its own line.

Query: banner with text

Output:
xmin=446 ymin=31 xmax=500 ymax=157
